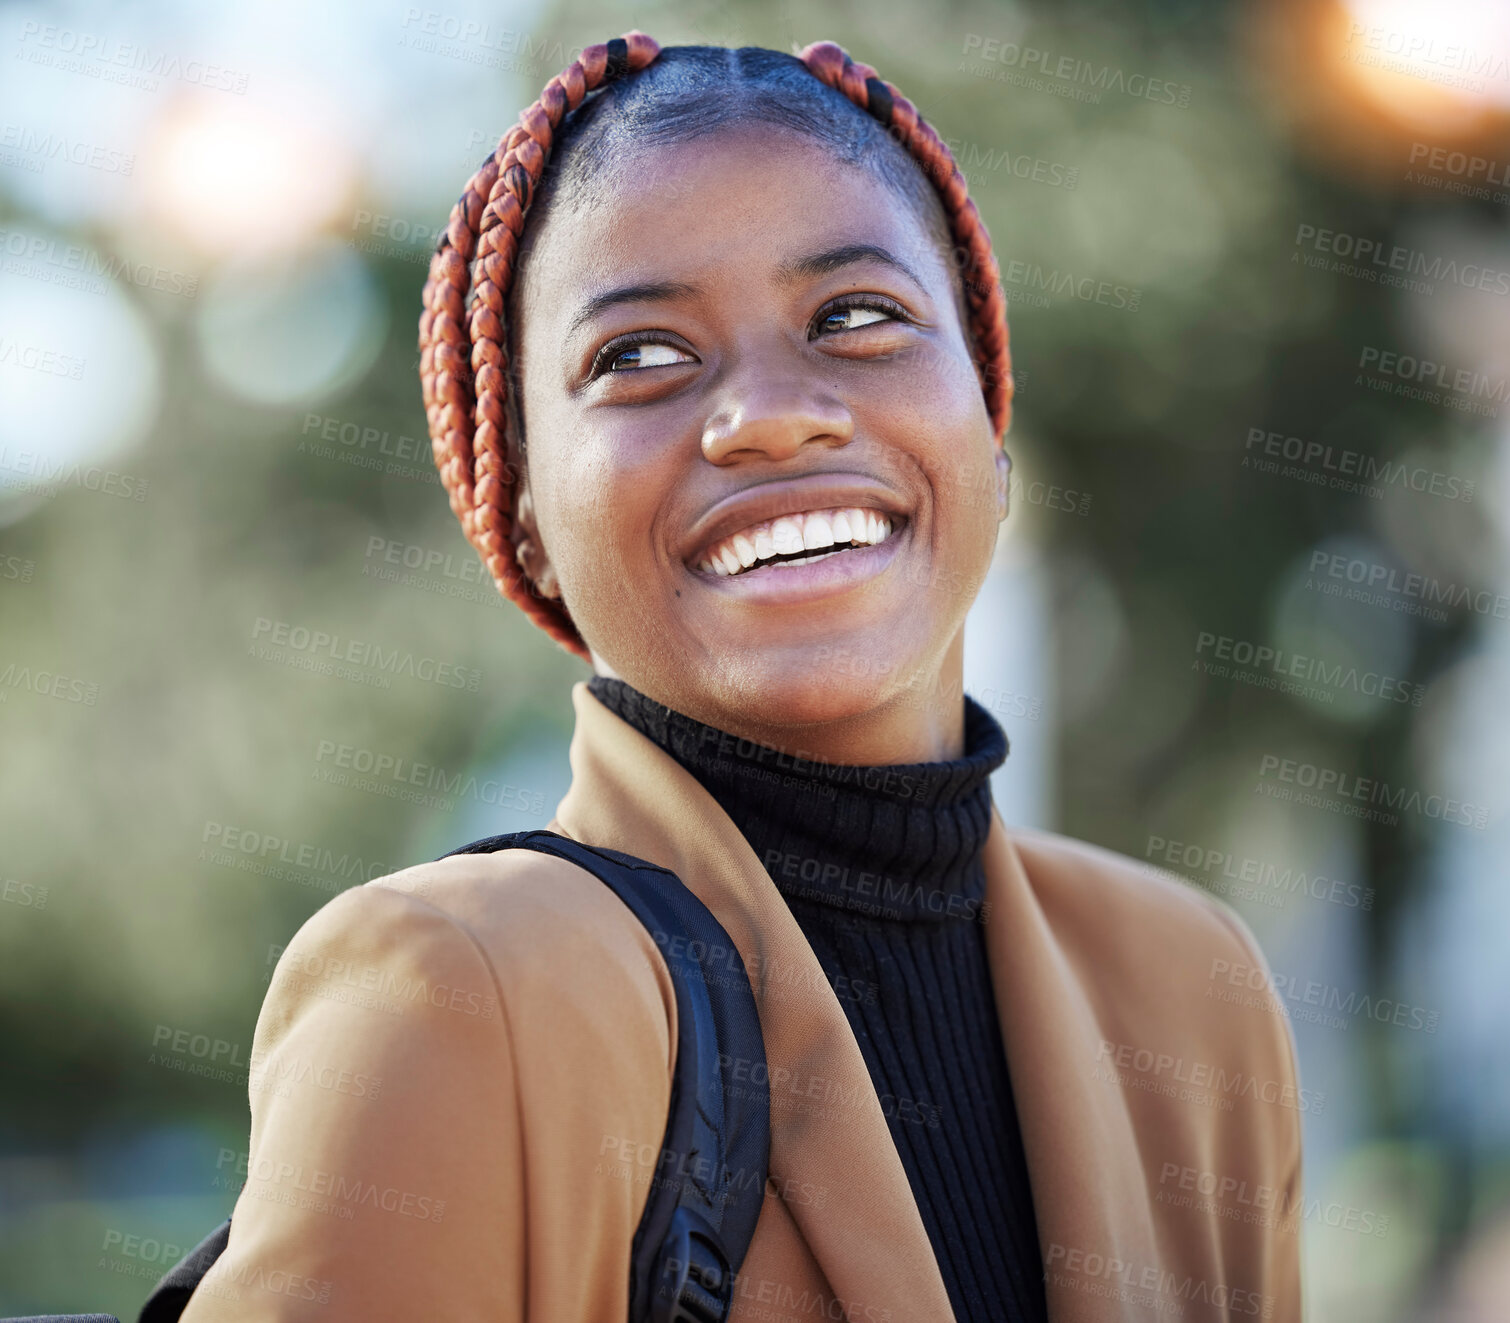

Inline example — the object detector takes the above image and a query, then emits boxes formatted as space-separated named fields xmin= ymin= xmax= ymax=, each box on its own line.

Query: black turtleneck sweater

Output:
xmin=587 ymin=677 xmax=1047 ymax=1323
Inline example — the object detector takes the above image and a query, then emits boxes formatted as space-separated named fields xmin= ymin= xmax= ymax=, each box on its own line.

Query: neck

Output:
xmin=584 ymin=668 xmax=1008 ymax=922
xmin=589 ymin=629 xmax=970 ymax=766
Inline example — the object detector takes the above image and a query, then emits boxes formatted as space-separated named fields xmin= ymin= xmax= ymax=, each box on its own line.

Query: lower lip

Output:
xmin=686 ymin=522 xmax=910 ymax=604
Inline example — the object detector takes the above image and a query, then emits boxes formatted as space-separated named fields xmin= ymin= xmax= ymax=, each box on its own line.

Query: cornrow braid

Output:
xmin=417 ymin=33 xmax=1013 ymax=661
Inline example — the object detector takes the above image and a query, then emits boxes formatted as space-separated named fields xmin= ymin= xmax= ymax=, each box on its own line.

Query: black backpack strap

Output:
xmin=135 ymin=1217 xmax=229 ymax=1322
xmin=441 ymin=829 xmax=771 ymax=1323
xmin=2 ymin=1316 xmax=122 ymax=1322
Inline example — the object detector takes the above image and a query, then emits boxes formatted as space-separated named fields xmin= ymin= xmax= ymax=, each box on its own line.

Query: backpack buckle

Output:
xmin=652 ymin=1205 xmax=735 ymax=1323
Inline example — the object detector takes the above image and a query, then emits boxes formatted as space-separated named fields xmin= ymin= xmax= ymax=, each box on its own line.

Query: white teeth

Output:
xmin=802 ymin=512 xmax=835 ymax=550
xmin=770 ymin=517 xmax=804 ymax=555
xmin=695 ymin=505 xmax=900 ymax=577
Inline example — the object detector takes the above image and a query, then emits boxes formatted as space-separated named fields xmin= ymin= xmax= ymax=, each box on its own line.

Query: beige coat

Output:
xmin=180 ymin=680 xmax=1304 ymax=1321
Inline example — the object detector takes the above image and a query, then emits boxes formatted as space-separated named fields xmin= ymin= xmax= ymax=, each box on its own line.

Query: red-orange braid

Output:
xmin=417 ymin=33 xmax=1013 ymax=661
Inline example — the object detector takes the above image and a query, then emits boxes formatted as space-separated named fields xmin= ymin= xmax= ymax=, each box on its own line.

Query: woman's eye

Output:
xmin=607 ymin=342 xmax=694 ymax=372
xmin=815 ymin=305 xmax=894 ymax=336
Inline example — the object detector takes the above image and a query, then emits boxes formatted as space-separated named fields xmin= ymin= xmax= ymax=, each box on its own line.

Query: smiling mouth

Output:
xmin=690 ymin=506 xmax=902 ymax=577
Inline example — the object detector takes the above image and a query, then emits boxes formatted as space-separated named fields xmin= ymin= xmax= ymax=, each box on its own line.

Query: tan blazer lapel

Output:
xmin=550 ymin=681 xmax=956 ymax=1321
xmin=981 ymin=805 xmax=1161 ymax=1319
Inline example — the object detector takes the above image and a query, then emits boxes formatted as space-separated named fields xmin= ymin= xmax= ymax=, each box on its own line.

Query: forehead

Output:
xmin=514 ymin=126 xmax=952 ymax=332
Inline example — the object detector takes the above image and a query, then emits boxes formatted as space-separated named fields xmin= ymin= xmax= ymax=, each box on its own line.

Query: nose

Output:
xmin=700 ymin=370 xmax=855 ymax=464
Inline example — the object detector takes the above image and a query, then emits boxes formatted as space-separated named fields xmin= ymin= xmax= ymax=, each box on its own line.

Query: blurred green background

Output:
xmin=3 ymin=0 xmax=1509 ymax=1317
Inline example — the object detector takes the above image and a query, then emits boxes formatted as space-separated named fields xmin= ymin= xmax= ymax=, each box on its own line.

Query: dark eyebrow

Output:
xmin=566 ymin=279 xmax=700 ymax=340
xmin=564 ymin=245 xmax=923 ymax=341
xmin=776 ymin=243 xmax=926 ymax=289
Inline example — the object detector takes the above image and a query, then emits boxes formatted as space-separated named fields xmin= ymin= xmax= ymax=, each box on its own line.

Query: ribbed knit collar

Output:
xmin=586 ymin=676 xmax=1008 ymax=923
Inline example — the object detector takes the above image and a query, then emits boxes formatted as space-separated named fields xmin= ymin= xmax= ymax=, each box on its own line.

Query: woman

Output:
xmin=181 ymin=35 xmax=1304 ymax=1323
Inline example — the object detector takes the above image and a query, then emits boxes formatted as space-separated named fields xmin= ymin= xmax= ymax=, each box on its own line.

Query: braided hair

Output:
xmin=417 ymin=33 xmax=1012 ymax=661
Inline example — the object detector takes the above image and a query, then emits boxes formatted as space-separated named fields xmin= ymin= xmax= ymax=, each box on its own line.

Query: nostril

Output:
xmin=698 ymin=393 xmax=855 ymax=465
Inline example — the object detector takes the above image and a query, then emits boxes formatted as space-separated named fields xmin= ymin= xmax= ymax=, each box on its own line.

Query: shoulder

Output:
xmin=261 ymin=842 xmax=677 ymax=1065
xmin=1007 ymin=824 xmax=1275 ymax=983
xmin=1006 ymin=825 xmax=1306 ymax=1111
xmin=198 ymin=843 xmax=676 ymax=1319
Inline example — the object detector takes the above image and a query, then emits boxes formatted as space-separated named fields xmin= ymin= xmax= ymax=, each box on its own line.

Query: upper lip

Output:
xmin=680 ymin=472 xmax=912 ymax=566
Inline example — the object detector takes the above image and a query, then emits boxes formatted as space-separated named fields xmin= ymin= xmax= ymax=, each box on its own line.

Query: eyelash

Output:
xmin=589 ymin=332 xmax=689 ymax=380
xmin=808 ymin=293 xmax=911 ymax=339
xmin=587 ymin=295 xmax=912 ymax=381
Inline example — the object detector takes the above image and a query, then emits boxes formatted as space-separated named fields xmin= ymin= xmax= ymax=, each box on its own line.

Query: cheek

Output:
xmin=531 ymin=425 xmax=663 ymax=612
xmin=891 ymin=352 xmax=1000 ymax=615
xmin=861 ymin=341 xmax=997 ymax=528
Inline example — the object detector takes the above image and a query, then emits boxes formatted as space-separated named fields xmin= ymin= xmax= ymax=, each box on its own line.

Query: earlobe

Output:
xmin=994 ymin=448 xmax=1012 ymax=522
xmin=512 ymin=482 xmax=563 ymax=602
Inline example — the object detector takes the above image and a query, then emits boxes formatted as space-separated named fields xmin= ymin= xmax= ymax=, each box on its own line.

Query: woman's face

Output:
xmin=512 ymin=125 xmax=1003 ymax=749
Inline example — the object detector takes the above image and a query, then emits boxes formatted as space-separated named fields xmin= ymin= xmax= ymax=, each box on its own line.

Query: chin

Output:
xmin=709 ymin=632 xmax=927 ymax=730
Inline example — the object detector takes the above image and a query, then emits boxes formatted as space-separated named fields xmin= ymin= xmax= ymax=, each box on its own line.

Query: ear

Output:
xmin=511 ymin=477 xmax=563 ymax=602
xmin=994 ymin=447 xmax=1012 ymax=522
